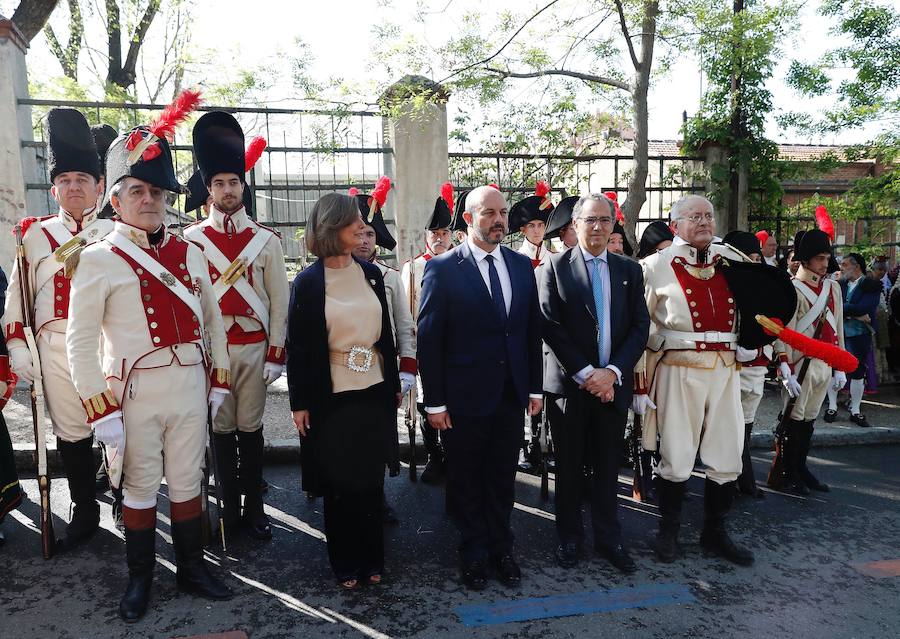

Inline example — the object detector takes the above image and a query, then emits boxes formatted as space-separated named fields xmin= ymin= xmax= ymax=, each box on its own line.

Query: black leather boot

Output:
xmin=237 ymin=430 xmax=272 ymax=540
xmin=699 ymin=479 xmax=754 ymax=566
xmin=784 ymin=420 xmax=810 ymax=495
xmin=119 ymin=508 xmax=156 ymax=623
xmin=799 ymin=420 xmax=829 ymax=492
xmin=171 ymin=511 xmax=233 ymax=600
xmin=213 ymin=432 xmax=241 ymax=532
xmin=655 ymin=479 xmax=686 ymax=563
xmin=737 ymin=422 xmax=764 ymax=499
xmin=419 ymin=419 xmax=446 ymax=485
xmin=56 ymin=436 xmax=100 ymax=552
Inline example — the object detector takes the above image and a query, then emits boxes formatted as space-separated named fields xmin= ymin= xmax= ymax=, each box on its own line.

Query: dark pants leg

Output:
xmin=323 ymin=488 xmax=385 ymax=579
xmin=586 ymin=400 xmax=627 ymax=550
xmin=547 ymin=394 xmax=584 ymax=545
xmin=442 ymin=390 xmax=521 ymax=564
xmin=737 ymin=422 xmax=757 ymax=494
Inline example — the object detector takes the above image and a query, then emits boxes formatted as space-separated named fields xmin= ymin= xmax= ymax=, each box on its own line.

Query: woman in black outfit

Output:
xmin=287 ymin=192 xmax=400 ymax=590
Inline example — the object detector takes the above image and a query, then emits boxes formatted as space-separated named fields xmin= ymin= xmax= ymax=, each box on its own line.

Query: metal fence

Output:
xmin=19 ymin=98 xmax=392 ymax=265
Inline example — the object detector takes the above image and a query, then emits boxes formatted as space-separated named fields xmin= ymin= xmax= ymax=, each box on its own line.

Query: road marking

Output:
xmin=455 ymin=583 xmax=694 ymax=626
xmin=853 ymin=560 xmax=900 ymax=578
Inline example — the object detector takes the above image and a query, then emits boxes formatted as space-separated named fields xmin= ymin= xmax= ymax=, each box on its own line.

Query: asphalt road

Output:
xmin=2 ymin=446 xmax=899 ymax=639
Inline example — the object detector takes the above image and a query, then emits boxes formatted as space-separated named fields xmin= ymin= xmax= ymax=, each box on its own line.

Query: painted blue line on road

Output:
xmin=455 ymin=582 xmax=695 ymax=626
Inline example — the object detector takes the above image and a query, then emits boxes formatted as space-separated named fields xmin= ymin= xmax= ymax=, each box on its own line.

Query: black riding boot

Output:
xmin=419 ymin=414 xmax=446 ymax=485
xmin=171 ymin=502 xmax=233 ymax=601
xmin=119 ymin=507 xmax=156 ymax=623
xmin=799 ymin=420 xmax=829 ymax=492
xmin=737 ymin=422 xmax=764 ymax=498
xmin=699 ymin=479 xmax=754 ymax=566
xmin=237 ymin=430 xmax=272 ymax=540
xmin=655 ymin=479 xmax=686 ymax=563
xmin=57 ymin=436 xmax=100 ymax=552
xmin=212 ymin=432 xmax=241 ymax=531
xmin=784 ymin=420 xmax=810 ymax=495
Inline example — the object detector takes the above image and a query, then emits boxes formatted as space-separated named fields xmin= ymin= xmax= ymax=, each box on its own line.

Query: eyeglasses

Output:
xmin=681 ymin=212 xmax=715 ymax=224
xmin=578 ymin=216 xmax=614 ymax=227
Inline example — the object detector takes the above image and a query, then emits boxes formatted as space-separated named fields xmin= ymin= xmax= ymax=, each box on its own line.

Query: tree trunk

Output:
xmin=43 ymin=0 xmax=82 ymax=80
xmin=10 ymin=0 xmax=59 ymax=43
xmin=621 ymin=0 xmax=659 ymax=249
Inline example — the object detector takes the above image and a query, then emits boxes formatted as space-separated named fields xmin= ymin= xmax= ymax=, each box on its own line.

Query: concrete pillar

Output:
xmin=0 ymin=16 xmax=34 ymax=272
xmin=380 ymin=75 xmax=450 ymax=267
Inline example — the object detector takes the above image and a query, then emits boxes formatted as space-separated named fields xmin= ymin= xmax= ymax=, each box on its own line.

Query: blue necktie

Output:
xmin=592 ymin=257 xmax=607 ymax=366
xmin=485 ymin=254 xmax=508 ymax=325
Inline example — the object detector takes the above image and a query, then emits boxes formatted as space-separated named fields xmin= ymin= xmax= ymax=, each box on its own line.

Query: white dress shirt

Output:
xmin=572 ymin=247 xmax=622 ymax=386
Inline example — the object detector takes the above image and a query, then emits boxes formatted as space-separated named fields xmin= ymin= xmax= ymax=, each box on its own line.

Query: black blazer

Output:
xmin=286 ymin=257 xmax=400 ymax=494
xmin=538 ymin=247 xmax=650 ymax=413
xmin=417 ymin=241 xmax=543 ymax=417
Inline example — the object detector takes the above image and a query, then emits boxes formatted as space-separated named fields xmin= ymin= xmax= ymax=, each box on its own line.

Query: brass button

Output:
xmin=211 ymin=273 xmax=218 ymax=279
xmin=150 ymin=322 xmax=158 ymax=329
xmin=56 ymin=295 xmax=62 ymax=301
xmin=141 ymin=280 xmax=149 ymax=287
xmin=147 ymin=307 xmax=154 ymax=314
xmin=686 ymin=289 xmax=692 ymax=294
xmin=695 ymin=322 xmax=701 ymax=328
xmin=247 ymin=308 xmax=254 ymax=315
xmin=143 ymin=294 xmax=151 ymax=302
xmin=136 ymin=268 xmax=144 ymax=275
xmin=57 ymin=282 xmax=63 ymax=288
xmin=194 ymin=329 xmax=200 ymax=336
xmin=728 ymin=298 xmax=734 ymax=303
xmin=183 ymin=275 xmax=190 ymax=282
xmin=179 ymin=263 xmax=186 ymax=270
xmin=153 ymin=336 xmax=161 ymax=344
xmin=56 ymin=309 xmax=63 ymax=316
xmin=700 ymin=343 xmax=707 ymax=350
xmin=692 ymin=311 xmax=699 ymax=317
xmin=690 ymin=301 xmax=696 ymax=307
xmin=729 ymin=309 xmax=734 ymax=314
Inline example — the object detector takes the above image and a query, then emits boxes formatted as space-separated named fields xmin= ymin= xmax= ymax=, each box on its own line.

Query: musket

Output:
xmin=206 ymin=408 xmax=227 ymax=552
xmin=405 ymin=253 xmax=418 ymax=482
xmin=539 ymin=405 xmax=549 ymax=500
xmin=630 ymin=413 xmax=654 ymax=503
xmin=199 ymin=448 xmax=212 ymax=548
xmin=15 ymin=226 xmax=55 ymax=559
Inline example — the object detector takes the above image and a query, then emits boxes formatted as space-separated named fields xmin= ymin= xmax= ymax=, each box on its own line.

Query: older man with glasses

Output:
xmin=633 ymin=195 xmax=754 ymax=567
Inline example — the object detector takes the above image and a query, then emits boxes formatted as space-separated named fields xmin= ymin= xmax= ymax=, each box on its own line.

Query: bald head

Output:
xmin=464 ymin=184 xmax=509 ymax=248
xmin=466 ymin=185 xmax=507 ymax=218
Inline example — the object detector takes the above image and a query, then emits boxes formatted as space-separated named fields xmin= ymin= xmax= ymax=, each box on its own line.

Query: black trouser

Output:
xmin=323 ymin=488 xmax=384 ymax=580
xmin=442 ymin=383 xmax=522 ymax=564
xmin=846 ymin=333 xmax=872 ymax=380
xmin=417 ymin=404 xmax=444 ymax=460
xmin=546 ymin=390 xmax=626 ymax=549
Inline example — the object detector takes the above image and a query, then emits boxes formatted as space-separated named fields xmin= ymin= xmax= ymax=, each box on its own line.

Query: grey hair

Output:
xmin=306 ymin=192 xmax=362 ymax=257
xmin=669 ymin=195 xmax=714 ymax=224
xmin=571 ymin=193 xmax=614 ymax=220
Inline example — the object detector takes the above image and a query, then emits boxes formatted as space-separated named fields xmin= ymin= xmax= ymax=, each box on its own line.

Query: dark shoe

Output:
xmin=237 ymin=430 xmax=272 ymax=541
xmin=700 ymin=528 xmax=755 ymax=566
xmin=382 ymin=498 xmax=399 ymax=525
xmin=655 ymin=479 xmax=686 ymax=563
xmin=493 ymin=554 xmax=521 ymax=587
xmin=57 ymin=437 xmax=100 ymax=553
xmin=850 ymin=413 xmax=871 ymax=428
xmin=555 ymin=543 xmax=579 ymax=569
xmin=823 ymin=409 xmax=837 ymax=423
xmin=655 ymin=531 xmax=679 ymax=563
xmin=596 ymin=543 xmax=636 ymax=574
xmin=797 ymin=420 xmax=830 ymax=493
xmin=420 ymin=455 xmax=446 ymax=485
xmin=172 ymin=515 xmax=233 ymax=601
xmin=461 ymin=559 xmax=487 ymax=591
xmin=119 ymin=512 xmax=156 ymax=623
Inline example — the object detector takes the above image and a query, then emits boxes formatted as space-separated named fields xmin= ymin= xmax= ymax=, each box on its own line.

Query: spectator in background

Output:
xmin=824 ymin=253 xmax=882 ymax=428
xmin=870 ymin=261 xmax=892 ymax=385
xmin=759 ymin=232 xmax=778 ymax=266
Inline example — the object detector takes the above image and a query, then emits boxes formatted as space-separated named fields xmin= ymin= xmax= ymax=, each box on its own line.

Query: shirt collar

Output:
xmin=467 ymin=236 xmax=501 ymax=261
xmin=580 ymin=246 xmax=608 ymax=263
xmin=796 ymin=265 xmax=823 ymax=287
xmin=58 ymin=206 xmax=98 ymax=232
xmin=114 ymin=220 xmax=167 ymax=249
xmin=209 ymin=204 xmax=248 ymax=233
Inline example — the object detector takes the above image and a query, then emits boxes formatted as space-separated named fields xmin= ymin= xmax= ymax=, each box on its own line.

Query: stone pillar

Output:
xmin=0 ymin=16 xmax=35 ymax=272
xmin=380 ymin=76 xmax=450 ymax=267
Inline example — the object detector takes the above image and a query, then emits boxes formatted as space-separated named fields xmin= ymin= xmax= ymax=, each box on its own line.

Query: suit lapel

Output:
xmin=456 ymin=242 xmax=499 ymax=321
xmin=500 ymin=246 xmax=520 ymax=319
xmin=569 ymin=247 xmax=597 ymax=320
xmin=608 ymin=253 xmax=623 ymax=341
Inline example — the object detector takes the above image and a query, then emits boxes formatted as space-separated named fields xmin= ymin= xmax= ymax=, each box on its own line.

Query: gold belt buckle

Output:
xmin=346 ymin=346 xmax=374 ymax=373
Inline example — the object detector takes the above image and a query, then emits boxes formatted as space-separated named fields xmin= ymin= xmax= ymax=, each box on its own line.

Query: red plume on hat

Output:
xmin=815 ymin=205 xmax=835 ymax=241
xmin=244 ymin=136 xmax=266 ymax=172
xmin=125 ymin=88 xmax=202 ymax=164
xmin=369 ymin=176 xmax=391 ymax=215
xmin=440 ymin=182 xmax=454 ymax=212
xmin=348 ymin=187 xmax=359 ymax=196
xmin=755 ymin=230 xmax=769 ymax=246
xmin=535 ymin=180 xmax=553 ymax=210
xmin=603 ymin=191 xmax=624 ymax=223
xmin=488 ymin=183 xmax=499 ymax=190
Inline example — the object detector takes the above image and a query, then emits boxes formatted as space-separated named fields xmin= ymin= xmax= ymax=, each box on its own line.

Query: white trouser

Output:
xmin=213 ymin=340 xmax=267 ymax=434
xmin=37 ymin=330 xmax=92 ymax=443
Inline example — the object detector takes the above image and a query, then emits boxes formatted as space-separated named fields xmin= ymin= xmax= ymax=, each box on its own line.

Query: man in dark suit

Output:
xmin=538 ymin=193 xmax=649 ymax=572
xmin=418 ymin=185 xmax=543 ymax=591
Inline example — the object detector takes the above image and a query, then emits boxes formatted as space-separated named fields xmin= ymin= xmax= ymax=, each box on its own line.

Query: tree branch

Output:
xmin=106 ymin=0 xmax=121 ymax=85
xmin=439 ymin=0 xmax=562 ymax=83
xmin=484 ymin=66 xmax=630 ymax=91
xmin=614 ymin=0 xmax=640 ymax=70
xmin=119 ymin=0 xmax=161 ymax=88
xmin=11 ymin=0 xmax=59 ymax=43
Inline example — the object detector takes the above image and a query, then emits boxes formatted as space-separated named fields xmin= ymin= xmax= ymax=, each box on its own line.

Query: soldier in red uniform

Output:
xmin=4 ymin=108 xmax=115 ymax=553
xmin=66 ymin=96 xmax=234 ymax=621
xmin=184 ymin=112 xmax=289 ymax=541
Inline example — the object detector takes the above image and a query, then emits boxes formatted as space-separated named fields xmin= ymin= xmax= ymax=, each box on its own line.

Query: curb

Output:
xmin=13 ymin=427 xmax=900 ymax=473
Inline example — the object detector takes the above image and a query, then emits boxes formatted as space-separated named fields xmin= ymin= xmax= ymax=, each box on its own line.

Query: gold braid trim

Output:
xmin=82 ymin=390 xmax=119 ymax=421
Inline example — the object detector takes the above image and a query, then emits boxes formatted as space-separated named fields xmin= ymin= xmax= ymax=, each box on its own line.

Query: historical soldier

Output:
xmin=773 ymin=227 xmax=845 ymax=494
xmin=0 ymin=267 xmax=22 ymax=546
xmin=636 ymin=220 xmax=674 ymax=260
xmin=608 ymin=221 xmax=634 ymax=258
xmin=510 ymin=181 xmax=556 ymax=268
xmin=66 ymin=96 xmax=234 ymax=621
xmin=721 ymin=230 xmax=769 ymax=499
xmin=399 ymin=183 xmax=456 ymax=483
xmin=544 ymin=195 xmax=579 ymax=251
xmin=450 ymin=189 xmax=470 ymax=245
xmin=4 ymin=108 xmax=115 ymax=553
xmin=91 ymin=123 xmax=119 ymax=219
xmin=183 ymin=112 xmax=288 ymax=541
xmin=634 ymin=195 xmax=754 ymax=566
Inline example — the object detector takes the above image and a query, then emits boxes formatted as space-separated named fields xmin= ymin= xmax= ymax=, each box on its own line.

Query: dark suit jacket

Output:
xmin=538 ymin=247 xmax=650 ymax=413
xmin=286 ymin=257 xmax=400 ymax=494
xmin=417 ymin=241 xmax=543 ymax=417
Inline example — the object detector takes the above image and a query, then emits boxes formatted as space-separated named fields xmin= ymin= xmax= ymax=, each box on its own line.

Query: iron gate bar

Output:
xmin=18 ymin=98 xmax=378 ymax=117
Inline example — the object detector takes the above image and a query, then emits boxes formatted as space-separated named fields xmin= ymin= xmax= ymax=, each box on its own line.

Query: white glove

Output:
xmin=736 ymin=346 xmax=758 ymax=363
xmin=208 ymin=388 xmax=228 ymax=420
xmin=779 ymin=362 xmax=802 ymax=398
xmin=832 ymin=370 xmax=847 ymax=391
xmin=94 ymin=415 xmax=125 ymax=450
xmin=263 ymin=362 xmax=284 ymax=385
xmin=631 ymin=394 xmax=656 ymax=416
xmin=399 ymin=372 xmax=415 ymax=396
xmin=9 ymin=346 xmax=35 ymax=383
